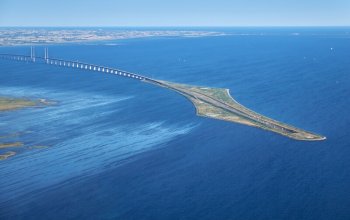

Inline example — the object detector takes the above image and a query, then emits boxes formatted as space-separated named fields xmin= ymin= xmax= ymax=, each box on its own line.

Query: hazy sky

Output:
xmin=0 ymin=0 xmax=349 ymax=26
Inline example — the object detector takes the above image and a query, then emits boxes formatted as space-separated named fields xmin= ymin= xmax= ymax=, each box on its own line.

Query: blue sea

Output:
xmin=0 ymin=27 xmax=350 ymax=220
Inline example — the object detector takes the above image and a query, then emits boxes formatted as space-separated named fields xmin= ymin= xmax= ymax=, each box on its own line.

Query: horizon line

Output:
xmin=0 ymin=25 xmax=349 ymax=28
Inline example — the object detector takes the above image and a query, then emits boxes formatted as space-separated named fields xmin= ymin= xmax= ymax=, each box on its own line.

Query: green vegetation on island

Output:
xmin=0 ymin=97 xmax=37 ymax=111
xmin=0 ymin=97 xmax=54 ymax=112
xmin=0 ymin=151 xmax=16 ymax=160
xmin=0 ymin=142 xmax=23 ymax=149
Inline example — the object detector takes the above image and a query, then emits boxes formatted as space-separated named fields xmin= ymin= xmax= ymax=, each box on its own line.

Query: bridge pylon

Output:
xmin=30 ymin=46 xmax=36 ymax=62
xmin=44 ymin=47 xmax=49 ymax=63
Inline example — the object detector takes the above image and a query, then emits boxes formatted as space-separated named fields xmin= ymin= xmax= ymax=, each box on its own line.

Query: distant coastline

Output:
xmin=0 ymin=28 xmax=226 ymax=46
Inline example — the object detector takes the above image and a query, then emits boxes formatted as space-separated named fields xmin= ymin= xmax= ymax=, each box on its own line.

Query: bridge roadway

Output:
xmin=0 ymin=53 xmax=150 ymax=82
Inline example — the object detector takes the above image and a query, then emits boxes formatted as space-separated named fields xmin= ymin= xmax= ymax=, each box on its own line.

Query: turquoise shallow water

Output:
xmin=0 ymin=27 xmax=350 ymax=219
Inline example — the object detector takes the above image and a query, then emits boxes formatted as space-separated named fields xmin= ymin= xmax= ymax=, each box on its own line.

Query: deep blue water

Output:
xmin=0 ymin=27 xmax=350 ymax=220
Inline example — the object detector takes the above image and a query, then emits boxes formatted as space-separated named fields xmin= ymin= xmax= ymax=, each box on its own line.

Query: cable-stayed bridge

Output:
xmin=0 ymin=48 xmax=149 ymax=82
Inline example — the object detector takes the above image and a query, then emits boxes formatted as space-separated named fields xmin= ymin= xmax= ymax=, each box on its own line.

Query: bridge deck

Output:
xmin=0 ymin=53 xmax=150 ymax=81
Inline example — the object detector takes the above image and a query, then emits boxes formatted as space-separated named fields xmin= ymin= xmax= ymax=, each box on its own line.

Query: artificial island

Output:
xmin=0 ymin=50 xmax=326 ymax=141
xmin=148 ymin=80 xmax=325 ymax=141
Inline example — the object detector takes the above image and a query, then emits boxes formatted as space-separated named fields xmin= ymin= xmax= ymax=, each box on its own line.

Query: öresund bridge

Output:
xmin=0 ymin=47 xmax=151 ymax=82
xmin=0 ymin=48 xmax=326 ymax=141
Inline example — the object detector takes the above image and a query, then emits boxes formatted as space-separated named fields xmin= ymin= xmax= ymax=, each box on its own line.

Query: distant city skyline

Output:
xmin=0 ymin=0 xmax=349 ymax=27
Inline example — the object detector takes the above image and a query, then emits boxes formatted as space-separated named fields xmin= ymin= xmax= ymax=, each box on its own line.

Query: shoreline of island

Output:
xmin=0 ymin=96 xmax=52 ymax=160
xmin=0 ymin=96 xmax=53 ymax=111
